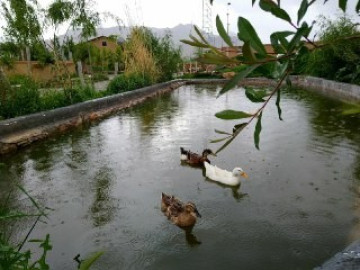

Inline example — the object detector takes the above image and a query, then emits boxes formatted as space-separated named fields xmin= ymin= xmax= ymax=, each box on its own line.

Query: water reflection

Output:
xmin=182 ymin=226 xmax=202 ymax=247
xmin=127 ymin=92 xmax=180 ymax=135
xmin=90 ymin=167 xmax=116 ymax=227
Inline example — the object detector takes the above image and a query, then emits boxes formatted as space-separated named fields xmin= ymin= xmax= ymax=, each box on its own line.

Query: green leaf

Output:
xmin=210 ymin=136 xmax=232 ymax=143
xmin=259 ymin=0 xmax=291 ymax=22
xmin=297 ymin=0 xmax=308 ymax=25
xmin=270 ymin=31 xmax=293 ymax=54
xmin=245 ymin=88 xmax=267 ymax=102
xmin=264 ymin=61 xmax=289 ymax=79
xmin=218 ymin=64 xmax=261 ymax=97
xmin=237 ymin=17 xmax=266 ymax=55
xmin=342 ymin=105 xmax=360 ymax=115
xmin=0 ymin=212 xmax=42 ymax=220
xmin=180 ymin=39 xmax=208 ymax=48
xmin=339 ymin=0 xmax=347 ymax=12
xmin=215 ymin=129 xmax=233 ymax=135
xmin=233 ymin=123 xmax=248 ymax=134
xmin=79 ymin=251 xmax=104 ymax=270
xmin=198 ymin=52 xmax=239 ymax=65
xmin=194 ymin=25 xmax=210 ymax=45
xmin=254 ymin=112 xmax=263 ymax=150
xmin=215 ymin=136 xmax=236 ymax=154
xmin=242 ymin=42 xmax=257 ymax=62
xmin=215 ymin=110 xmax=253 ymax=120
xmin=356 ymin=1 xmax=360 ymax=12
xmin=287 ymin=22 xmax=311 ymax=53
xmin=216 ymin=15 xmax=234 ymax=47
xmin=17 ymin=185 xmax=47 ymax=217
xmin=276 ymin=89 xmax=283 ymax=120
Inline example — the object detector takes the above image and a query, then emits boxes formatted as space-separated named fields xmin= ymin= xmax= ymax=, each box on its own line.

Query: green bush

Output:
xmin=40 ymin=86 xmax=104 ymax=111
xmin=0 ymin=76 xmax=40 ymax=118
xmin=295 ymin=16 xmax=360 ymax=84
xmin=107 ymin=73 xmax=152 ymax=94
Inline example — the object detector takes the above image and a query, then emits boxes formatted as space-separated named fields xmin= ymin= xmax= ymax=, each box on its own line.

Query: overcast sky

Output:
xmin=0 ymin=0 xmax=359 ymax=43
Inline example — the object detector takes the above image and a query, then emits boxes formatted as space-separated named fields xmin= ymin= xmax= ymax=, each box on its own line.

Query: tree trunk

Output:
xmin=26 ymin=46 xmax=31 ymax=75
xmin=77 ymin=61 xmax=85 ymax=87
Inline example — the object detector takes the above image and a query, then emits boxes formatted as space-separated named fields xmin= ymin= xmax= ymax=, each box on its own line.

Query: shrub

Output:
xmin=0 ymin=76 xmax=40 ymax=118
xmin=107 ymin=73 xmax=152 ymax=94
xmin=40 ymin=86 xmax=104 ymax=111
xmin=295 ymin=16 xmax=360 ymax=84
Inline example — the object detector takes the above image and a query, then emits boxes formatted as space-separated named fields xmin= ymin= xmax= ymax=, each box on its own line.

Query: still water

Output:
xmin=1 ymin=84 xmax=360 ymax=269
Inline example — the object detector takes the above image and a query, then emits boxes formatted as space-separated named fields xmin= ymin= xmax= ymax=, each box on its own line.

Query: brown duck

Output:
xmin=180 ymin=147 xmax=216 ymax=166
xmin=161 ymin=193 xmax=201 ymax=227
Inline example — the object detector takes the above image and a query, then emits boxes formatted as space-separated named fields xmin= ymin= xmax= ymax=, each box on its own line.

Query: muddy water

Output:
xmin=1 ymin=84 xmax=360 ymax=270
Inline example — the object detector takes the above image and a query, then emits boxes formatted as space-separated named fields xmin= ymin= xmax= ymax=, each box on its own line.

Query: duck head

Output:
xmin=202 ymin=149 xmax=216 ymax=158
xmin=232 ymin=167 xmax=248 ymax=179
xmin=185 ymin=202 xmax=201 ymax=218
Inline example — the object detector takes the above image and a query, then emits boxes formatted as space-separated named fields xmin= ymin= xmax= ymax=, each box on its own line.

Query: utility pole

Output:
xmin=227 ymin=2 xmax=231 ymax=35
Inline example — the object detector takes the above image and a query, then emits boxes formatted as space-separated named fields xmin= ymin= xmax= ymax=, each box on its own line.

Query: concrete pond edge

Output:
xmin=0 ymin=76 xmax=359 ymax=157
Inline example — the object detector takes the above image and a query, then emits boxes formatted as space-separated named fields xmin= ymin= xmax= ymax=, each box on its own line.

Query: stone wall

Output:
xmin=3 ymin=61 xmax=76 ymax=82
xmin=291 ymin=76 xmax=360 ymax=102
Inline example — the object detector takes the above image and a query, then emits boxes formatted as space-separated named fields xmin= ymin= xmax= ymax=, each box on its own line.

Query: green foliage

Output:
xmin=0 ymin=41 xmax=18 ymax=67
xmin=215 ymin=110 xmax=253 ymax=120
xmin=47 ymin=0 xmax=73 ymax=26
xmin=107 ymin=73 xmax=152 ymax=94
xmin=296 ymin=16 xmax=360 ymax=85
xmin=0 ymin=76 xmax=40 ymax=119
xmin=41 ymin=85 xmax=104 ymax=111
xmin=31 ymin=41 xmax=55 ymax=64
xmin=0 ymin=76 xmax=104 ymax=119
xmin=148 ymin=33 xmax=183 ymax=82
xmin=0 ymin=185 xmax=51 ymax=270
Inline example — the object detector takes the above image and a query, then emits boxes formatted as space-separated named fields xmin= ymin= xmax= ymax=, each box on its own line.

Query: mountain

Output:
xmin=58 ymin=24 xmax=242 ymax=58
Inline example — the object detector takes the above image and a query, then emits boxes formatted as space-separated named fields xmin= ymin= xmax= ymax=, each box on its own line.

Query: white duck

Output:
xmin=204 ymin=161 xmax=248 ymax=186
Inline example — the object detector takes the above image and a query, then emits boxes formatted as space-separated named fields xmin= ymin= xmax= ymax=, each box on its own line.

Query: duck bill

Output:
xmin=195 ymin=209 xmax=202 ymax=218
xmin=241 ymin=172 xmax=249 ymax=178
xmin=210 ymin=153 xmax=217 ymax=157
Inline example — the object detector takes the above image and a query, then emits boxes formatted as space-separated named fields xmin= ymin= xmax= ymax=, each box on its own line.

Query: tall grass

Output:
xmin=123 ymin=27 xmax=159 ymax=83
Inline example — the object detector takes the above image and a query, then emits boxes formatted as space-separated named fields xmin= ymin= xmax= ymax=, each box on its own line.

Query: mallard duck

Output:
xmin=180 ymin=147 xmax=216 ymax=166
xmin=204 ymin=161 xmax=248 ymax=186
xmin=161 ymin=192 xmax=181 ymax=212
xmin=161 ymin=193 xmax=201 ymax=227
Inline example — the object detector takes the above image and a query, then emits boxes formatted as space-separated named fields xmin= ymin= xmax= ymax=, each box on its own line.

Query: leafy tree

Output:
xmin=182 ymin=0 xmax=360 ymax=153
xmin=0 ymin=0 xmax=42 ymax=60
xmin=143 ymin=30 xmax=182 ymax=82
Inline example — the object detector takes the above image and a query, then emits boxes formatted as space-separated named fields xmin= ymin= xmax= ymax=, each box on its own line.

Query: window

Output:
xmin=102 ymin=40 xmax=107 ymax=46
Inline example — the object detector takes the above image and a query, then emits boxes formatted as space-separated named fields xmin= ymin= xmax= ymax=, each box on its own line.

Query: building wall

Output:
xmin=89 ymin=37 xmax=118 ymax=53
xmin=3 ymin=61 xmax=76 ymax=82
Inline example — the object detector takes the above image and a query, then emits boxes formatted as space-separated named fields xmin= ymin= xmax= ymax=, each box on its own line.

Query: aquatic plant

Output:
xmin=0 ymin=185 xmax=102 ymax=269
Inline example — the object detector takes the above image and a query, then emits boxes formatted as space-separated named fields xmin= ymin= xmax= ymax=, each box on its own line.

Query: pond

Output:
xmin=1 ymin=84 xmax=360 ymax=270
